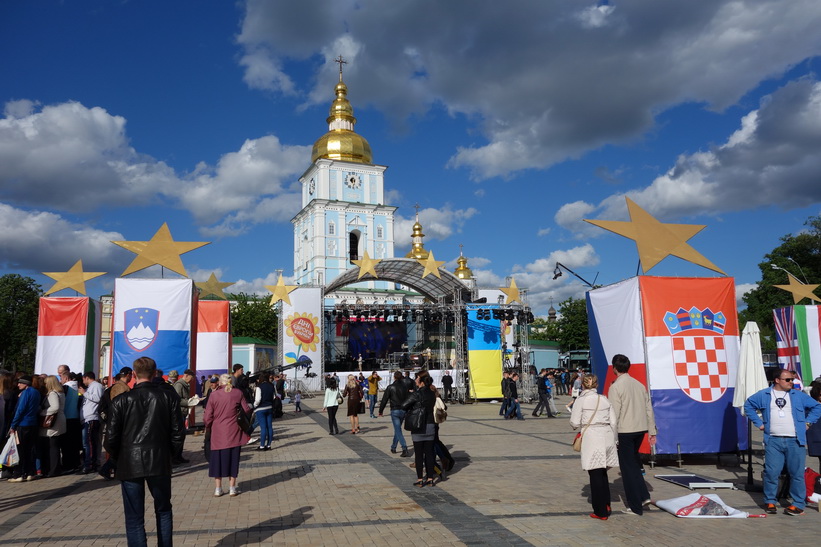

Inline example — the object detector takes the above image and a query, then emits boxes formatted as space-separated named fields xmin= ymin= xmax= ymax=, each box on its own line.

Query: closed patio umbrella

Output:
xmin=733 ymin=321 xmax=769 ymax=488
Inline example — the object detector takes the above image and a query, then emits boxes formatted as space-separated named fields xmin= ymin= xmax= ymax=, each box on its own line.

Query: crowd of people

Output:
xmin=4 ymin=356 xmax=821 ymax=545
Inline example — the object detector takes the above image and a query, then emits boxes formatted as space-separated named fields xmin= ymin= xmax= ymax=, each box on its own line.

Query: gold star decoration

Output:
xmin=500 ymin=278 xmax=521 ymax=304
xmin=417 ymin=250 xmax=445 ymax=279
xmin=196 ymin=273 xmax=234 ymax=300
xmin=584 ymin=197 xmax=725 ymax=275
xmin=265 ymin=274 xmax=298 ymax=306
xmin=774 ymin=272 xmax=820 ymax=304
xmin=43 ymin=260 xmax=106 ymax=296
xmin=112 ymin=223 xmax=209 ymax=277
xmin=352 ymin=251 xmax=381 ymax=280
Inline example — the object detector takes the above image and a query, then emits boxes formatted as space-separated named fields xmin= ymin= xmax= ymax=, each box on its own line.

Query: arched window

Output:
xmin=349 ymin=231 xmax=360 ymax=262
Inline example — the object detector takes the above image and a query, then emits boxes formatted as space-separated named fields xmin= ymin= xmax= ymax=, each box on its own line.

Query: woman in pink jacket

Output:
xmin=203 ymin=373 xmax=250 ymax=497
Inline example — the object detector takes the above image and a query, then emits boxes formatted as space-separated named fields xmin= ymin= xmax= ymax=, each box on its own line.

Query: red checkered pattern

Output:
xmin=672 ymin=335 xmax=728 ymax=403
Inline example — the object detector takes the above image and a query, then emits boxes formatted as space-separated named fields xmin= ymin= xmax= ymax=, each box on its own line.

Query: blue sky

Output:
xmin=2 ymin=0 xmax=821 ymax=315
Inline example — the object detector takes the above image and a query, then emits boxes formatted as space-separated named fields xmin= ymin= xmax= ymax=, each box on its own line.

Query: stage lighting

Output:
xmin=553 ymin=264 xmax=563 ymax=280
xmin=506 ymin=309 xmax=515 ymax=321
xmin=492 ymin=309 xmax=502 ymax=320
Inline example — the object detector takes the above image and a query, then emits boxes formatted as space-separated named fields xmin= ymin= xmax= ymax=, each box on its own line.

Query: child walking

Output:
xmin=294 ymin=391 xmax=302 ymax=412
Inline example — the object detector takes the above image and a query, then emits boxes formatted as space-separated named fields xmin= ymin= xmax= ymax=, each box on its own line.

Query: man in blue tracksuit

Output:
xmin=744 ymin=368 xmax=821 ymax=516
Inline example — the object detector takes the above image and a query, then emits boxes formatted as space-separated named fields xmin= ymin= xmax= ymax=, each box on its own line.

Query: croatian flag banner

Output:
xmin=773 ymin=305 xmax=821 ymax=383
xmin=35 ymin=297 xmax=101 ymax=376
xmin=196 ymin=300 xmax=231 ymax=381
xmin=588 ymin=277 xmax=745 ymax=454
xmin=112 ymin=278 xmax=195 ymax=376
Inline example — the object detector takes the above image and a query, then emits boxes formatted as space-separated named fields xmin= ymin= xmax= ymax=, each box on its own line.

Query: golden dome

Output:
xmin=454 ymin=247 xmax=473 ymax=280
xmin=405 ymin=211 xmax=429 ymax=260
xmin=311 ymin=77 xmax=373 ymax=164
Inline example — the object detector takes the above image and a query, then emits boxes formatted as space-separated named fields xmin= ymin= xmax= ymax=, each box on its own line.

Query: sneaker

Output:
xmin=764 ymin=504 xmax=777 ymax=514
xmin=784 ymin=505 xmax=804 ymax=516
xmin=8 ymin=477 xmax=24 ymax=483
xmin=620 ymin=508 xmax=639 ymax=516
xmin=25 ymin=475 xmax=37 ymax=481
xmin=229 ymin=487 xmax=240 ymax=497
xmin=400 ymin=448 xmax=410 ymax=458
xmin=214 ymin=488 xmax=223 ymax=497
xmin=246 ymin=437 xmax=258 ymax=445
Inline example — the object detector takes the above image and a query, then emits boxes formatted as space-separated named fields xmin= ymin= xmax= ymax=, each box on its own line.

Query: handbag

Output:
xmin=358 ymin=401 xmax=366 ymax=414
xmin=434 ymin=397 xmax=448 ymax=424
xmin=572 ymin=394 xmax=600 ymax=452
xmin=40 ymin=413 xmax=56 ymax=428
xmin=337 ymin=393 xmax=344 ymax=405
xmin=404 ymin=403 xmax=427 ymax=432
xmin=236 ymin=405 xmax=251 ymax=433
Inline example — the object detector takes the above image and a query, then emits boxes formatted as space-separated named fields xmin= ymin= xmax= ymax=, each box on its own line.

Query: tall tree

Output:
xmin=0 ymin=274 xmax=42 ymax=373
xmin=555 ymin=297 xmax=590 ymax=351
xmin=739 ymin=215 xmax=821 ymax=349
xmin=529 ymin=316 xmax=560 ymax=341
xmin=228 ymin=293 xmax=278 ymax=342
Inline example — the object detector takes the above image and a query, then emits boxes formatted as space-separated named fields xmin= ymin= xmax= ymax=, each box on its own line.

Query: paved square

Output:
xmin=0 ymin=395 xmax=817 ymax=546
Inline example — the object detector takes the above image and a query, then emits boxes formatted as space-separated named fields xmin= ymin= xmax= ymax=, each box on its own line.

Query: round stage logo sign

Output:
xmin=285 ymin=313 xmax=319 ymax=352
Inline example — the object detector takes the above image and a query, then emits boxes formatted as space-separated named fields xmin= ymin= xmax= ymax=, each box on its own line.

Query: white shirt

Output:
xmin=769 ymin=390 xmax=796 ymax=437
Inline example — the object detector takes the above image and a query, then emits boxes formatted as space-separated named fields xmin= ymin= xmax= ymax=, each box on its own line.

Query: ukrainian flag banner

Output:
xmin=588 ymin=277 xmax=746 ymax=454
xmin=35 ymin=297 xmax=101 ymax=376
xmin=112 ymin=278 xmax=196 ymax=376
xmin=466 ymin=306 xmax=503 ymax=399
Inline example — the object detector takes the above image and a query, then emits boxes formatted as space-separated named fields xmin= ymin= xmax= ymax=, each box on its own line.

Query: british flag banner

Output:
xmin=588 ymin=277 xmax=746 ymax=454
xmin=773 ymin=305 xmax=821 ymax=383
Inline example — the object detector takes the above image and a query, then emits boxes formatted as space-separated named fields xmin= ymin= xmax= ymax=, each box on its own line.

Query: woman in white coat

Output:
xmin=570 ymin=374 xmax=618 ymax=520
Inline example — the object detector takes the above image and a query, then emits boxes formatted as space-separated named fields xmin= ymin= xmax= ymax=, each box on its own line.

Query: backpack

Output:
xmin=272 ymin=397 xmax=284 ymax=419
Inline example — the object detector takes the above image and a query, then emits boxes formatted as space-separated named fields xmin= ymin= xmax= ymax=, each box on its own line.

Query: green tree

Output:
xmin=529 ymin=316 xmax=560 ymax=341
xmin=0 ymin=274 xmax=42 ymax=373
xmin=739 ymin=215 xmax=821 ymax=349
xmin=555 ymin=297 xmax=589 ymax=351
xmin=228 ymin=293 xmax=278 ymax=342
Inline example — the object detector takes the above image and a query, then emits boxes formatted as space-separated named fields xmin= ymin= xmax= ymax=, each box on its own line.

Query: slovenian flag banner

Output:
xmin=35 ymin=297 xmax=101 ymax=376
xmin=588 ymin=277 xmax=746 ymax=454
xmin=773 ymin=305 xmax=821 ymax=383
xmin=196 ymin=300 xmax=231 ymax=380
xmin=112 ymin=278 xmax=195 ymax=376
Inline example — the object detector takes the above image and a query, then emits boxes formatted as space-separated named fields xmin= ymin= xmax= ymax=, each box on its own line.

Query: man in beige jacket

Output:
xmin=608 ymin=354 xmax=657 ymax=516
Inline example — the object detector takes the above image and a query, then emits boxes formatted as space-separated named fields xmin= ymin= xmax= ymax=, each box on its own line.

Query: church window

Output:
xmin=376 ymin=225 xmax=384 ymax=239
xmin=349 ymin=231 xmax=360 ymax=262
xmin=328 ymin=222 xmax=335 ymax=235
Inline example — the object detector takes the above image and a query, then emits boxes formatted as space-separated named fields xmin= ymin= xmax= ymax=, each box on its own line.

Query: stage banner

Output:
xmin=773 ymin=305 xmax=821 ymax=383
xmin=466 ymin=306 xmax=503 ymax=398
xmin=196 ymin=300 xmax=231 ymax=382
xmin=640 ymin=277 xmax=744 ymax=454
xmin=281 ymin=287 xmax=322 ymax=379
xmin=112 ymin=278 xmax=195 ymax=376
xmin=587 ymin=277 xmax=645 ymax=393
xmin=35 ymin=297 xmax=101 ymax=376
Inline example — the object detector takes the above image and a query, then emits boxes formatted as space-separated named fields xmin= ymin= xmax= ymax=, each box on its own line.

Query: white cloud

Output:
xmin=736 ymin=282 xmax=757 ymax=309
xmin=0 ymin=203 xmax=124 ymax=273
xmin=557 ymin=80 xmax=821 ymax=235
xmin=394 ymin=205 xmax=478 ymax=249
xmin=537 ymin=227 xmax=551 ymax=237
xmin=237 ymin=0 xmax=821 ymax=180
xmin=0 ymin=101 xmax=310 ymax=236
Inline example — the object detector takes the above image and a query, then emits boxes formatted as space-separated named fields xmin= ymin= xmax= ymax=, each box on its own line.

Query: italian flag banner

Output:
xmin=35 ymin=297 xmax=101 ymax=376
xmin=773 ymin=305 xmax=821 ymax=383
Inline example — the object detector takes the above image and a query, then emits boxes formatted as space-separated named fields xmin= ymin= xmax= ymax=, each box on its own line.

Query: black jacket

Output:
xmin=379 ymin=377 xmax=415 ymax=414
xmin=402 ymin=386 xmax=436 ymax=431
xmin=508 ymin=380 xmax=519 ymax=400
xmin=105 ymin=381 xmax=183 ymax=480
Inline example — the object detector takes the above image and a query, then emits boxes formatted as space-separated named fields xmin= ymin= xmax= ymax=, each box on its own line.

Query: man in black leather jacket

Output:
xmin=106 ymin=356 xmax=183 ymax=547
xmin=378 ymin=371 xmax=415 ymax=457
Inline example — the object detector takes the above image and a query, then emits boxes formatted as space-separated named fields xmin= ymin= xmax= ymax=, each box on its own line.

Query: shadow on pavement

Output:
xmin=214 ymin=505 xmax=314 ymax=546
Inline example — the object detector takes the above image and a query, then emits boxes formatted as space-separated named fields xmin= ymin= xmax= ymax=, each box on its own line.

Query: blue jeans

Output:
xmin=121 ymin=475 xmax=173 ymax=547
xmin=390 ymin=409 xmax=407 ymax=450
xmin=367 ymin=394 xmax=377 ymax=416
xmin=257 ymin=408 xmax=273 ymax=448
xmin=506 ymin=400 xmax=523 ymax=419
xmin=763 ymin=436 xmax=807 ymax=509
xmin=83 ymin=420 xmax=102 ymax=470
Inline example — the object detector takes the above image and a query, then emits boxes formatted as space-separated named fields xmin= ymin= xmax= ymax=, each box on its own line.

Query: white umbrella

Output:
xmin=733 ymin=321 xmax=769 ymax=415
